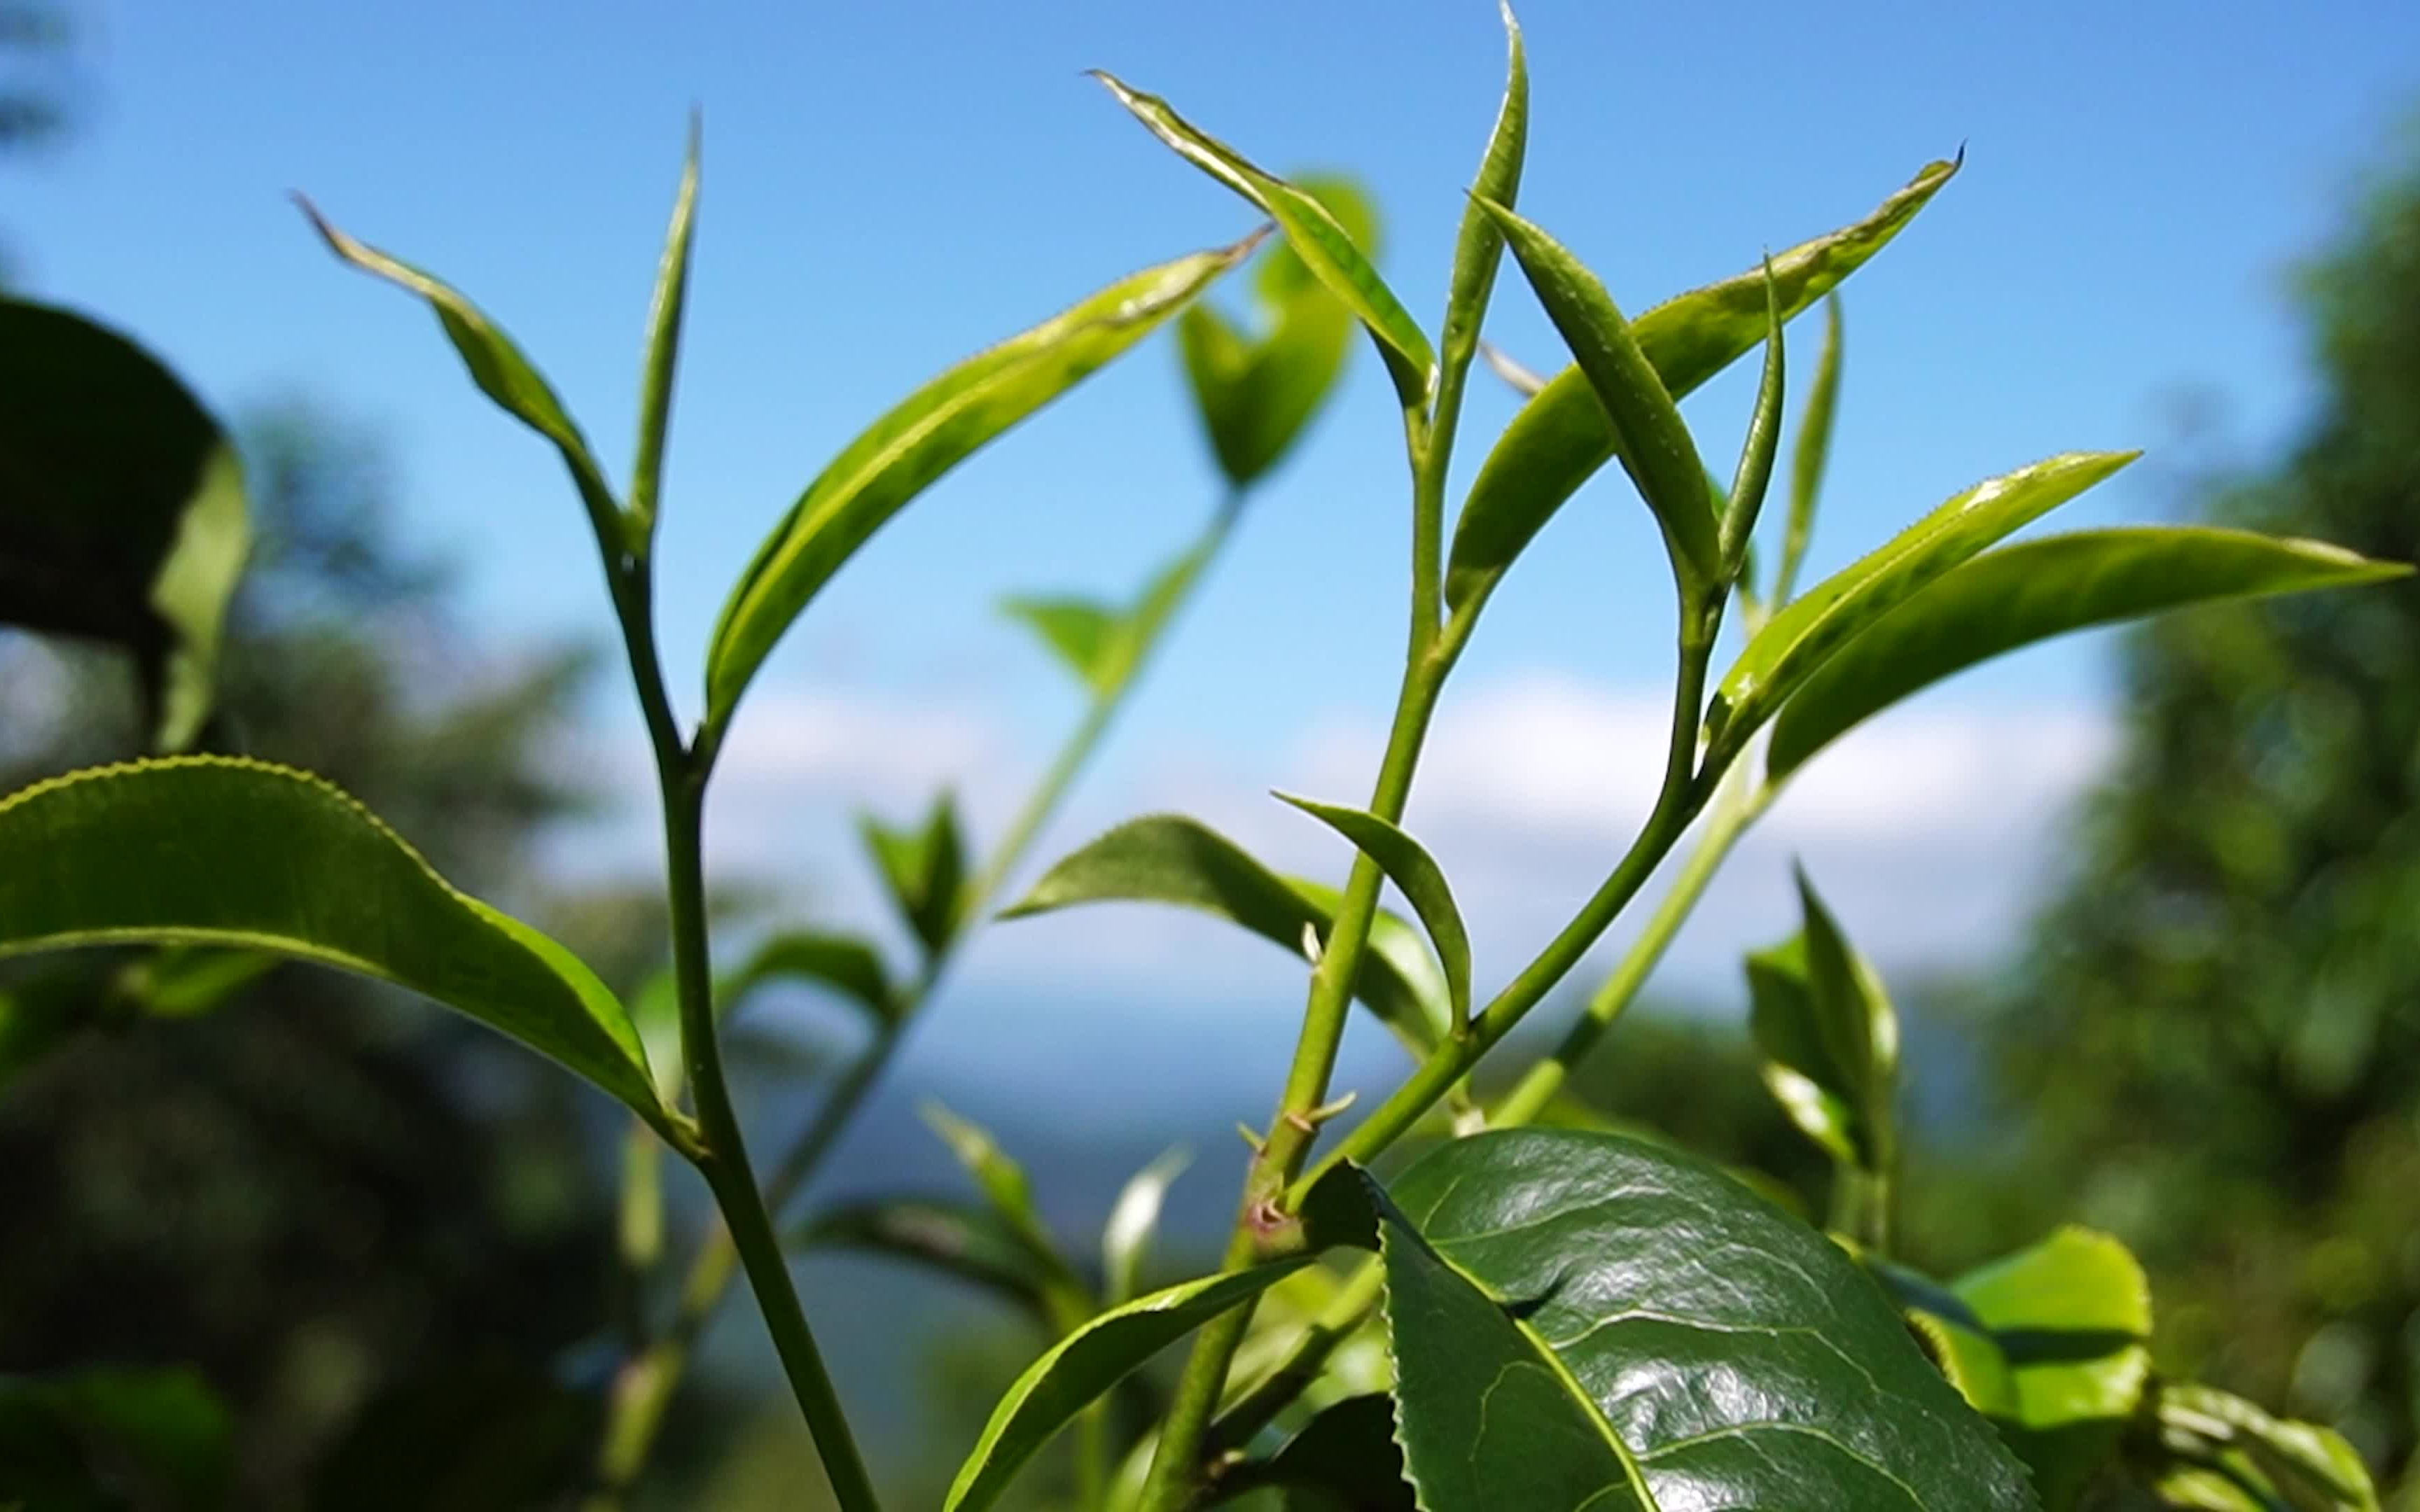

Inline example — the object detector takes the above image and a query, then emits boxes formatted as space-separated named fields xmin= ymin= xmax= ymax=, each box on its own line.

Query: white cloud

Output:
xmin=550 ymin=669 xmax=2120 ymax=1022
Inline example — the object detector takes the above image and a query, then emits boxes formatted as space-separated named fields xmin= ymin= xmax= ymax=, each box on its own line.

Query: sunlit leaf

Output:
xmin=298 ymin=198 xmax=626 ymax=550
xmin=1477 ymin=196 xmax=1717 ymax=590
xmin=1954 ymin=1228 xmax=2153 ymax=1509
xmin=705 ymin=233 xmax=1257 ymax=727
xmin=1001 ymin=815 xmax=1449 ymax=1053
xmin=1101 ymin=1146 xmax=1190 ymax=1307
xmin=2153 ymin=1382 xmax=2380 ymax=1511
xmin=1447 ymin=156 xmax=1959 ymax=618
xmin=0 ymin=297 xmax=252 ymax=751
xmin=627 ymin=113 xmax=700 ymax=545
xmin=1711 ymin=451 xmax=2139 ymax=748
xmin=1718 ymin=260 xmax=1785 ymax=572
xmin=1179 ymin=175 xmax=1374 ymax=487
xmin=1383 ymin=1128 xmax=2036 ymax=1511
xmin=1765 ymin=527 xmax=2412 ymax=779
xmin=1001 ymin=595 xmax=1119 ymax=692
xmin=1092 ymin=71 xmax=1433 ymax=409
xmin=1274 ymin=792 xmax=1470 ymax=1030
xmin=1434 ymin=2 xmax=1527 ymax=390
xmin=862 ymin=792 xmax=968 ymax=956
xmin=0 ymin=757 xmax=670 ymax=1135
xmin=1774 ymin=295 xmax=1844 ymax=606
xmin=940 ymin=1165 xmax=1375 ymax=1512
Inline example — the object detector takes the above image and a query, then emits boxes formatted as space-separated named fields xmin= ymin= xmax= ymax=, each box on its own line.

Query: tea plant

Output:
xmin=0 ymin=8 xmax=2406 ymax=1510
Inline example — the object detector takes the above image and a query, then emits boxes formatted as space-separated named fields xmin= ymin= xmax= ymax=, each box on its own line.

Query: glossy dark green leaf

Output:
xmin=942 ymin=1166 xmax=1375 ymax=1512
xmin=707 ymin=234 xmax=1257 ymax=728
xmin=627 ymin=113 xmax=699 ymax=545
xmin=0 ymin=757 xmax=670 ymax=1136
xmin=1766 ymin=527 xmax=2412 ymax=779
xmin=1719 ymin=260 xmax=1785 ymax=573
xmin=1477 ymin=196 xmax=1717 ymax=589
xmin=795 ymin=1197 xmax=1055 ymax=1320
xmin=0 ymin=298 xmax=252 ymax=752
xmin=1952 ymin=1228 xmax=2153 ymax=1510
xmin=1001 ymin=815 xmax=1448 ymax=1053
xmin=1435 ymin=2 xmax=1527 ymax=391
xmin=1711 ymin=451 xmax=2139 ymax=747
xmin=728 ymin=927 xmax=896 ymax=1026
xmin=1001 ymin=595 xmax=1120 ymax=692
xmin=1092 ymin=72 xmax=1433 ymax=409
xmin=1178 ymin=174 xmax=1373 ymax=487
xmin=299 ymin=199 xmax=626 ymax=550
xmin=1776 ymin=295 xmax=1844 ymax=606
xmin=1102 ymin=1146 xmax=1190 ymax=1306
xmin=1446 ymin=156 xmax=1959 ymax=618
xmin=862 ymin=792 xmax=967 ymax=957
xmin=0 ymin=1366 xmax=231 ymax=1511
xmin=1206 ymin=1394 xmax=1414 ymax=1511
xmin=1274 ymin=792 xmax=1470 ymax=1030
xmin=1384 ymin=1128 xmax=2037 ymax=1511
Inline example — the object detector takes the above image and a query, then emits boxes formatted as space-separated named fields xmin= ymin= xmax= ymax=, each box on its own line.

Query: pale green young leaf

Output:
xmin=1384 ymin=1128 xmax=2037 ymax=1510
xmin=862 ymin=792 xmax=967 ymax=956
xmin=1775 ymin=294 xmax=1844 ymax=606
xmin=0 ymin=298 xmax=253 ymax=752
xmin=705 ymin=232 xmax=1258 ymax=728
xmin=1862 ymin=1254 xmax=2024 ymax=1424
xmin=1711 ymin=451 xmax=2139 ymax=748
xmin=1475 ymin=195 xmax=1718 ymax=590
xmin=1091 ymin=71 xmax=1433 ymax=408
xmin=999 ymin=815 xmax=1447 ymax=1053
xmin=1000 ymin=596 xmax=1120 ymax=692
xmin=1101 ymin=1145 xmax=1190 ymax=1306
xmin=1179 ymin=174 xmax=1372 ymax=487
xmin=1447 ymin=156 xmax=1959 ymax=617
xmin=1435 ymin=2 xmax=1527 ymax=384
xmin=1719 ymin=260 xmax=1785 ymax=573
xmin=298 ymin=197 xmax=627 ymax=550
xmin=1766 ymin=527 xmax=2412 ymax=779
xmin=1953 ymin=1228 xmax=2153 ymax=1510
xmin=628 ymin=113 xmax=700 ymax=545
xmin=922 ymin=1100 xmax=1057 ymax=1264
xmin=0 ymin=758 xmax=670 ymax=1137
xmin=1274 ymin=791 xmax=1471 ymax=1030
xmin=2155 ymin=1382 xmax=2381 ymax=1511
xmin=1743 ymin=935 xmax=1865 ymax=1168
xmin=941 ymin=1165 xmax=1375 ymax=1512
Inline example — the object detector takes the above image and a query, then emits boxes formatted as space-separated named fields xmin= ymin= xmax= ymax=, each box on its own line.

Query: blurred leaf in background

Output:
xmin=1948 ymin=130 xmax=2420 ymax=1498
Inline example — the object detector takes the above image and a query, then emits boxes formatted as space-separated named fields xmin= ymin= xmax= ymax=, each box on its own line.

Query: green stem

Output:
xmin=1290 ymin=620 xmax=1718 ymax=1205
xmin=1492 ymin=770 xmax=1772 ymax=1126
xmin=1202 ymin=1260 xmax=1386 ymax=1460
xmin=590 ymin=500 xmax=1241 ymax=1505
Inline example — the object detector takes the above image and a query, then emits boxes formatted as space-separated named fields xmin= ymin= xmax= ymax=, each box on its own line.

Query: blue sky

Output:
xmin=11 ymin=1 xmax=2420 ymax=1021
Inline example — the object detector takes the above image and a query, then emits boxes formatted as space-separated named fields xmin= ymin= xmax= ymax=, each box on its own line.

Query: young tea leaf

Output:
xmin=0 ymin=757 xmax=672 ymax=1138
xmin=1719 ymin=260 xmax=1786 ymax=574
xmin=627 ymin=113 xmax=700 ymax=546
xmin=0 ymin=298 xmax=252 ymax=752
xmin=1092 ymin=71 xmax=1434 ymax=409
xmin=793 ymin=1198 xmax=1057 ymax=1322
xmin=1384 ymin=1128 xmax=2037 ymax=1510
xmin=1765 ymin=527 xmax=2412 ymax=780
xmin=941 ymin=1163 xmax=1375 ymax=1512
xmin=1001 ymin=595 xmax=1120 ymax=692
xmin=1775 ymin=294 xmax=1844 ymax=606
xmin=1000 ymin=814 xmax=1449 ymax=1053
xmin=1952 ymin=1228 xmax=2153 ymax=1510
xmin=1711 ymin=451 xmax=2139 ymax=749
xmin=1447 ymin=156 xmax=1960 ymax=619
xmin=1101 ymin=1146 xmax=1191 ymax=1306
xmin=1274 ymin=792 xmax=1471 ymax=1030
xmin=705 ymin=232 xmax=1258 ymax=729
xmin=861 ymin=792 xmax=968 ymax=957
xmin=1435 ymin=1 xmax=1527 ymax=386
xmin=726 ymin=927 xmax=896 ymax=1027
xmin=1476 ymin=196 xmax=1718 ymax=591
xmin=298 ymin=198 xmax=627 ymax=551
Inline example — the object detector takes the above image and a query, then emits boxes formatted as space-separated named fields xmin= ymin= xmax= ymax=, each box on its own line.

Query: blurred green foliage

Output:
xmin=1954 ymin=131 xmax=2420 ymax=1501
